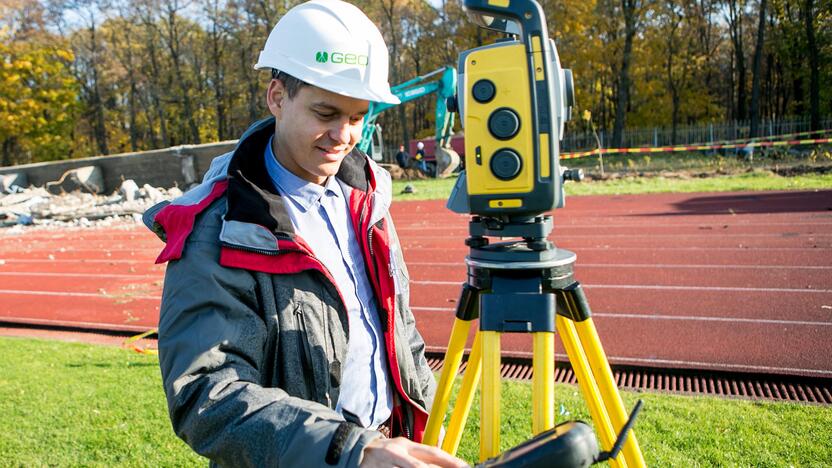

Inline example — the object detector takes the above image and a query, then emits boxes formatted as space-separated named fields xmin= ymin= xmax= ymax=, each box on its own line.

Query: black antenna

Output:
xmin=596 ymin=400 xmax=644 ymax=463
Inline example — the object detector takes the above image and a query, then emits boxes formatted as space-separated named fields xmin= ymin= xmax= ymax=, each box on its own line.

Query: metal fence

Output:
xmin=561 ymin=117 xmax=832 ymax=152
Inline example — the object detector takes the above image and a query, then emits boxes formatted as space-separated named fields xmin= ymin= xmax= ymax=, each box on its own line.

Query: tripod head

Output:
xmin=447 ymin=0 xmax=576 ymax=221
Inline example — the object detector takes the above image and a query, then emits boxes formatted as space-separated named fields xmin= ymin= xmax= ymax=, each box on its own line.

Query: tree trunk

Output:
xmin=612 ymin=0 xmax=637 ymax=148
xmin=121 ymin=28 xmax=140 ymax=152
xmin=1 ymin=139 xmax=14 ymax=167
xmin=381 ymin=0 xmax=409 ymax=148
xmin=750 ymin=0 xmax=767 ymax=137
xmin=144 ymin=22 xmax=170 ymax=147
xmin=727 ymin=0 xmax=746 ymax=121
xmin=89 ymin=22 xmax=109 ymax=156
xmin=165 ymin=4 xmax=201 ymax=144
xmin=803 ymin=0 xmax=820 ymax=130
xmin=208 ymin=3 xmax=227 ymax=141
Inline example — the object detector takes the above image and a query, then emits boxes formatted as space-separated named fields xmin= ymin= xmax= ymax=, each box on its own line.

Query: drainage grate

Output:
xmin=426 ymin=355 xmax=832 ymax=405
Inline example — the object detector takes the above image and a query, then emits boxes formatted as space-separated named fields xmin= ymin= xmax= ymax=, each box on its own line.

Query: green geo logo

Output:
xmin=315 ymin=51 xmax=368 ymax=66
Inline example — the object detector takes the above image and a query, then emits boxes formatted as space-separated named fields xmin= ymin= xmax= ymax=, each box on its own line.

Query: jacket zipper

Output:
xmin=294 ymin=305 xmax=318 ymax=399
xmin=365 ymin=219 xmax=385 ymax=286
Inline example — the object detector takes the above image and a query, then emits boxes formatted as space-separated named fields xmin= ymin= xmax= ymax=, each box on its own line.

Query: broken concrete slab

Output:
xmin=119 ymin=179 xmax=140 ymax=201
xmin=46 ymin=166 xmax=104 ymax=195
xmin=0 ymin=172 xmax=27 ymax=193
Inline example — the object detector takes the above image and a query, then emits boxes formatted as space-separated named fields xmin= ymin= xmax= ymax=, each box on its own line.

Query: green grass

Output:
xmin=448 ymin=380 xmax=832 ymax=466
xmin=391 ymin=149 xmax=832 ymax=201
xmin=0 ymin=338 xmax=203 ymax=466
xmin=563 ymin=169 xmax=832 ymax=196
xmin=392 ymin=170 xmax=832 ymax=201
xmin=2 ymin=337 xmax=831 ymax=466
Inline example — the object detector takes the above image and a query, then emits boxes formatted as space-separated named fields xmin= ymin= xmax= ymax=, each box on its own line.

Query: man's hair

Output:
xmin=271 ymin=69 xmax=307 ymax=99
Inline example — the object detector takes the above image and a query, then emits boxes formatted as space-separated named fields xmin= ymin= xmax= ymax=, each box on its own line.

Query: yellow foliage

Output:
xmin=0 ymin=32 xmax=79 ymax=164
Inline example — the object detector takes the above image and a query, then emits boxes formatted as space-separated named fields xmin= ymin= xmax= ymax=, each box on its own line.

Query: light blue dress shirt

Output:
xmin=264 ymin=137 xmax=393 ymax=429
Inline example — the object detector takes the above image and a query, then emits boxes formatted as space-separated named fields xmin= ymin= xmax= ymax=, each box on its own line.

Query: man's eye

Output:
xmin=316 ymin=112 xmax=335 ymax=120
xmin=350 ymin=116 xmax=365 ymax=124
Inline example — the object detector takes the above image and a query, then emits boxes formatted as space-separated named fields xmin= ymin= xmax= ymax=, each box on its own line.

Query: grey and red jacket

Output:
xmin=144 ymin=118 xmax=436 ymax=467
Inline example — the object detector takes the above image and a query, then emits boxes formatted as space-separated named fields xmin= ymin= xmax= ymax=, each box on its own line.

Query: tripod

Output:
xmin=423 ymin=215 xmax=645 ymax=468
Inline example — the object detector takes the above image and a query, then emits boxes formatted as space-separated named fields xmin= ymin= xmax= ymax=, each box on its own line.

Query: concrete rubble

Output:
xmin=1 ymin=178 xmax=182 ymax=233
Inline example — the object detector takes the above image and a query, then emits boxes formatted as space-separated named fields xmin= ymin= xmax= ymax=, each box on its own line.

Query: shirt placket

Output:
xmin=321 ymin=193 xmax=385 ymax=426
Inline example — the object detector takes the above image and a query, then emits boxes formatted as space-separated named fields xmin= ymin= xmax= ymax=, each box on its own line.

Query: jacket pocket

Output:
xmin=293 ymin=305 xmax=319 ymax=399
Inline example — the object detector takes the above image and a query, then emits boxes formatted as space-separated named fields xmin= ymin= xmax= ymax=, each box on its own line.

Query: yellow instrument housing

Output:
xmin=463 ymin=43 xmax=535 ymax=198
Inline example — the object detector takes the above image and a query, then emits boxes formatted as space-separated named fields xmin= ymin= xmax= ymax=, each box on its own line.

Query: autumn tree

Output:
xmin=0 ymin=29 xmax=79 ymax=166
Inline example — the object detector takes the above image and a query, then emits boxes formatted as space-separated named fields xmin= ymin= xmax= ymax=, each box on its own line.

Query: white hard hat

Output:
xmin=255 ymin=0 xmax=400 ymax=105
xmin=417 ymin=141 xmax=424 ymax=149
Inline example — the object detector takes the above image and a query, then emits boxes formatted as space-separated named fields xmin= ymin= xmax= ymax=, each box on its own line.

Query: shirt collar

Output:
xmin=264 ymin=136 xmax=340 ymax=212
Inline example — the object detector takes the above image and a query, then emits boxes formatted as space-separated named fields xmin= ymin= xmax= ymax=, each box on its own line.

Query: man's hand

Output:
xmin=361 ymin=437 xmax=470 ymax=468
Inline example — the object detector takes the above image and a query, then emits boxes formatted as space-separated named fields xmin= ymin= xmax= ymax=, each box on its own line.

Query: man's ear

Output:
xmin=266 ymin=79 xmax=285 ymax=118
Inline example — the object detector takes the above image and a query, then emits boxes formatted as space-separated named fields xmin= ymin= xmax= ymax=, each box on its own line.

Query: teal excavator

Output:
xmin=358 ymin=66 xmax=461 ymax=177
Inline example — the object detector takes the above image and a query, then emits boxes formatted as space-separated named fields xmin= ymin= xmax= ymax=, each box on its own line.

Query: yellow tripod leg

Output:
xmin=425 ymin=318 xmax=473 ymax=446
xmin=556 ymin=315 xmax=625 ymax=468
xmin=442 ymin=331 xmax=483 ymax=456
xmin=480 ymin=331 xmax=501 ymax=461
xmin=532 ymin=332 xmax=555 ymax=434
xmin=574 ymin=318 xmax=646 ymax=468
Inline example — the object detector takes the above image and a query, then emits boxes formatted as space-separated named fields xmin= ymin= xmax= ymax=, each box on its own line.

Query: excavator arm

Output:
xmin=359 ymin=66 xmax=460 ymax=177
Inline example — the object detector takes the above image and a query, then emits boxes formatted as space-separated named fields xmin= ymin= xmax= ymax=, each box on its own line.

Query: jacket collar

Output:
xmin=225 ymin=117 xmax=377 ymax=239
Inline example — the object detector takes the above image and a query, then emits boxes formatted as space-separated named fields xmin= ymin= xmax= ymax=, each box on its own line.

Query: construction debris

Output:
xmin=45 ymin=166 xmax=105 ymax=195
xmin=1 ymin=178 xmax=182 ymax=232
xmin=0 ymin=173 xmax=27 ymax=193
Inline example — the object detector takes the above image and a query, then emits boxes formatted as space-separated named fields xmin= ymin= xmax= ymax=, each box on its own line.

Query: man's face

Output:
xmin=267 ymin=80 xmax=369 ymax=185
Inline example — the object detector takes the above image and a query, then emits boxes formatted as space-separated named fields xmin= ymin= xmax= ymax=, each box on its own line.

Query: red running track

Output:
xmin=1 ymin=190 xmax=830 ymax=378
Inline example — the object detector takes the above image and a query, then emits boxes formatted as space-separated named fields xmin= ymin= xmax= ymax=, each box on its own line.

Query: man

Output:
xmin=394 ymin=145 xmax=410 ymax=169
xmin=414 ymin=141 xmax=428 ymax=174
xmin=143 ymin=1 xmax=467 ymax=467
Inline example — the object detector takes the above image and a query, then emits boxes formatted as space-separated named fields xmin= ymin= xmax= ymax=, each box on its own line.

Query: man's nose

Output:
xmin=329 ymin=120 xmax=353 ymax=145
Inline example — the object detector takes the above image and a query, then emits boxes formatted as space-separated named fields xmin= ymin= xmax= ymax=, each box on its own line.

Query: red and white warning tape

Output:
xmin=562 ymin=135 xmax=832 ymax=160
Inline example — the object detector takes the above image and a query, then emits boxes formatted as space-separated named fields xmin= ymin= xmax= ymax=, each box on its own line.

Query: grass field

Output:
xmin=391 ymin=149 xmax=832 ymax=201
xmin=1 ymin=337 xmax=830 ymax=466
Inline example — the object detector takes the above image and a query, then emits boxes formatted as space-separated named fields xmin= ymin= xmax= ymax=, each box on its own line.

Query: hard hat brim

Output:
xmin=255 ymin=62 xmax=400 ymax=105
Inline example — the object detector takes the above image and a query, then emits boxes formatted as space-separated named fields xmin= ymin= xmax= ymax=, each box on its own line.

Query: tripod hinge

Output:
xmin=553 ymin=282 xmax=592 ymax=322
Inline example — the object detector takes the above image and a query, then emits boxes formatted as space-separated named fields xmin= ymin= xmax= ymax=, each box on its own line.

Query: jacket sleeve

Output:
xmin=157 ymin=211 xmax=380 ymax=467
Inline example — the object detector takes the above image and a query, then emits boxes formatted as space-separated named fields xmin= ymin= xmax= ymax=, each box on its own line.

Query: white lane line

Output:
xmin=594 ymin=313 xmax=832 ymax=326
xmin=589 ymin=284 xmax=832 ymax=293
xmin=410 ymin=280 xmax=832 ymax=293
xmin=406 ymin=262 xmax=832 ymax=270
xmin=0 ymin=247 xmax=159 ymax=254
xmin=0 ymin=289 xmax=160 ymax=300
xmin=0 ymin=258 xmax=151 ymax=264
xmin=0 ymin=272 xmax=159 ymax=279
xmin=397 ymin=221 xmax=832 ymax=230
xmin=411 ymin=307 xmax=832 ymax=326
xmin=401 ymin=233 xmax=832 ymax=239
xmin=405 ymin=246 xmax=832 ymax=252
